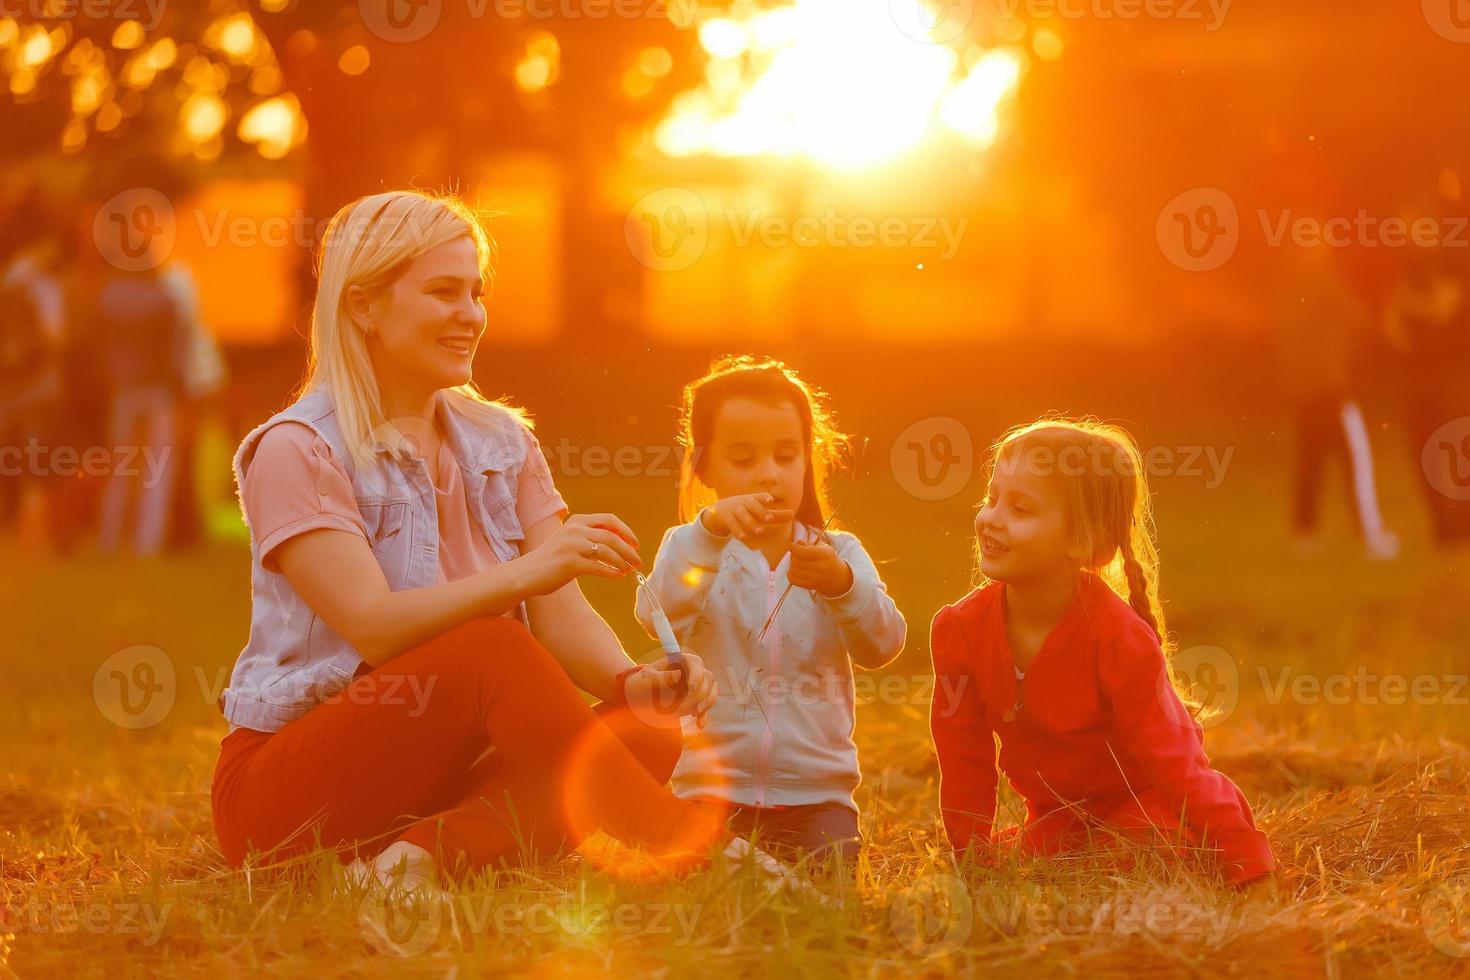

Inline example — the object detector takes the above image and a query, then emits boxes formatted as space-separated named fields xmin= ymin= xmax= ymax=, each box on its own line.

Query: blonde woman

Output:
xmin=212 ymin=191 xmax=739 ymax=887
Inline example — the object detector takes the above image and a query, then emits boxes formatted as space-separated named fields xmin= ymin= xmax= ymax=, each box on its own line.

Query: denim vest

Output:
xmin=221 ymin=388 xmax=532 ymax=732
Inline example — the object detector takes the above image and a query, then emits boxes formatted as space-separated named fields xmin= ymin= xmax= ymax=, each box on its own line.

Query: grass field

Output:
xmin=3 ymin=398 xmax=1469 ymax=978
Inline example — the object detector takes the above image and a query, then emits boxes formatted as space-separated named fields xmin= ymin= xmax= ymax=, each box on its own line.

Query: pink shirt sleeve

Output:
xmin=515 ymin=424 xmax=568 ymax=530
xmin=242 ymin=422 xmax=368 ymax=573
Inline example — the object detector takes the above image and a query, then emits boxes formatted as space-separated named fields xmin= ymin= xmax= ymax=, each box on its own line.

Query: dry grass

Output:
xmin=3 ymin=436 xmax=1470 ymax=979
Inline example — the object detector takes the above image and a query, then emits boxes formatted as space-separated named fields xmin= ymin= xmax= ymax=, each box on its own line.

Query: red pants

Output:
xmin=212 ymin=616 xmax=726 ymax=877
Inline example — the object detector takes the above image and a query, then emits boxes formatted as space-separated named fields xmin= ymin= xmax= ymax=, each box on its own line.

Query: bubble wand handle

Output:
xmin=637 ymin=572 xmax=688 ymax=699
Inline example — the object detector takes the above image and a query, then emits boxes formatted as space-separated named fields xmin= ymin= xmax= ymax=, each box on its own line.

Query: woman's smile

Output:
xmin=436 ymin=335 xmax=475 ymax=356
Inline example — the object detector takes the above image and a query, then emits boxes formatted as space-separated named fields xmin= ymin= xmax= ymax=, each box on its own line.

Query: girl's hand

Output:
xmin=787 ymin=541 xmax=853 ymax=597
xmin=515 ymin=514 xmax=642 ymax=596
xmin=624 ymin=650 xmax=719 ymax=728
xmin=700 ymin=493 xmax=796 ymax=542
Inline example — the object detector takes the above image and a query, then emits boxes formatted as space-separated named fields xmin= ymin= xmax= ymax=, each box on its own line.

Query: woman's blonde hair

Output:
xmin=297 ymin=190 xmax=525 ymax=466
xmin=981 ymin=416 xmax=1170 ymax=650
xmin=675 ymin=355 xmax=849 ymax=527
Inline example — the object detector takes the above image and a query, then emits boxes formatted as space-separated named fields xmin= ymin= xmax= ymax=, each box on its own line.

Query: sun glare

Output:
xmin=655 ymin=0 xmax=1027 ymax=170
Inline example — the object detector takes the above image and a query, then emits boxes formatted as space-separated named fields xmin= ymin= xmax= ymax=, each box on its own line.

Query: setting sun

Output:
xmin=655 ymin=0 xmax=1026 ymax=170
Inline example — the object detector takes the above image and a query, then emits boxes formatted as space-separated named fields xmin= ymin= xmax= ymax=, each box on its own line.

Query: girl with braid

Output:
xmin=929 ymin=418 xmax=1277 ymax=889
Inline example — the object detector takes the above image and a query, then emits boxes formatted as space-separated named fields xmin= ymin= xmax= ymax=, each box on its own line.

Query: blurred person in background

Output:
xmin=50 ymin=231 xmax=113 ymax=554
xmin=1384 ymin=225 xmax=1470 ymax=547
xmin=1276 ymin=240 xmax=1400 ymax=561
xmin=160 ymin=260 xmax=228 ymax=551
xmin=0 ymin=236 xmax=67 ymax=551
xmin=95 ymin=249 xmax=191 ymax=557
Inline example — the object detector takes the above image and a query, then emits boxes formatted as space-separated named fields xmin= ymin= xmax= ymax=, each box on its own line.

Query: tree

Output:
xmin=3 ymin=1 xmax=703 ymax=339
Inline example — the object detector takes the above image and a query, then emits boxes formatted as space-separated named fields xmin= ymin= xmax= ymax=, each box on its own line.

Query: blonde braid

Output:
xmin=1119 ymin=533 xmax=1162 ymax=645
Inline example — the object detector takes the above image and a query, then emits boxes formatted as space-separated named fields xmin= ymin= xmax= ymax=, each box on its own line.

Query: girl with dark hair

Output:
xmin=635 ymin=355 xmax=907 ymax=866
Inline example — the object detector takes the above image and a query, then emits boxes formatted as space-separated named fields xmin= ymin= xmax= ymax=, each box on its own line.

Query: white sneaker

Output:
xmin=349 ymin=842 xmax=451 ymax=958
xmin=720 ymin=837 xmax=829 ymax=903
xmin=339 ymin=840 xmax=438 ymax=895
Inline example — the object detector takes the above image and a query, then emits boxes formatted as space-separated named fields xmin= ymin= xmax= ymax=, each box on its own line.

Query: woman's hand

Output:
xmin=624 ymin=650 xmax=719 ymax=729
xmin=787 ymin=540 xmax=853 ymax=597
xmin=515 ymin=514 xmax=642 ymax=596
xmin=699 ymin=493 xmax=796 ymax=542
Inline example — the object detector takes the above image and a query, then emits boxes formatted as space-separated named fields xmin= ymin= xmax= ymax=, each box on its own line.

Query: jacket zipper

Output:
xmin=754 ymin=567 xmax=779 ymax=806
xmin=1005 ymin=666 xmax=1026 ymax=723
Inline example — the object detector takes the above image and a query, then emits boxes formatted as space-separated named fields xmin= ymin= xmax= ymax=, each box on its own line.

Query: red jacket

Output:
xmin=930 ymin=573 xmax=1275 ymax=886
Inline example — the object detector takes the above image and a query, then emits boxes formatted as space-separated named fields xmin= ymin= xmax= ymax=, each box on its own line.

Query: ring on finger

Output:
xmin=589 ymin=542 xmax=600 ymax=558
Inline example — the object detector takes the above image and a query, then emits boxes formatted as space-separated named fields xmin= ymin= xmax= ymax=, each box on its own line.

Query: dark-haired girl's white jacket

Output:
xmin=635 ymin=517 xmax=906 ymax=813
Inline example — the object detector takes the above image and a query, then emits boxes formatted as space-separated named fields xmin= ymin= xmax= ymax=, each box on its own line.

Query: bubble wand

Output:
xmin=584 ymin=522 xmax=689 ymax=707
xmin=756 ymin=436 xmax=868 ymax=643
xmin=637 ymin=571 xmax=689 ymax=703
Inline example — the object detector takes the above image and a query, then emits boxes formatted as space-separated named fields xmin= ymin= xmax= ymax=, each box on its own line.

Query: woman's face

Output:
xmin=354 ymin=235 xmax=486 ymax=393
xmin=699 ymin=396 xmax=807 ymax=517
